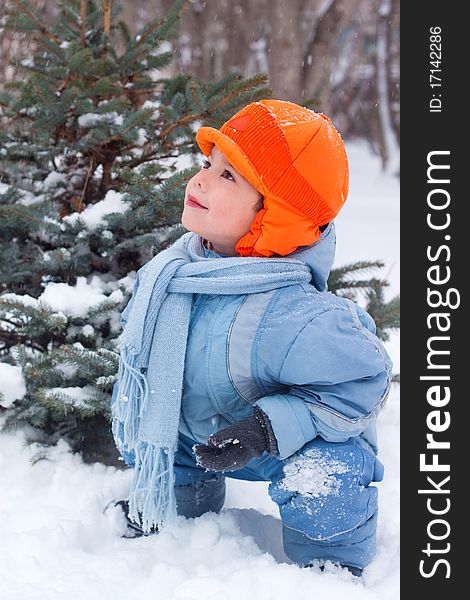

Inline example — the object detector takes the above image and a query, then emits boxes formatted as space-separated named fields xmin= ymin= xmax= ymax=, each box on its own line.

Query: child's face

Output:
xmin=181 ymin=146 xmax=263 ymax=255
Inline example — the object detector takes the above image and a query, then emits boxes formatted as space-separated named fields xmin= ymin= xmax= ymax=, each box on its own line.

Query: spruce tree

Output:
xmin=0 ymin=0 xmax=270 ymax=463
xmin=0 ymin=0 xmax=399 ymax=464
xmin=328 ymin=259 xmax=400 ymax=342
xmin=328 ymin=259 xmax=400 ymax=386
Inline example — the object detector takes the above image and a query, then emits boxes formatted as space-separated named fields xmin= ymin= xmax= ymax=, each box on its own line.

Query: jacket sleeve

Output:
xmin=254 ymin=300 xmax=392 ymax=459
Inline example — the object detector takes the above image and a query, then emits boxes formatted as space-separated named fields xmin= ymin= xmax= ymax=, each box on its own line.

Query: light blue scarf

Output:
xmin=112 ymin=232 xmax=312 ymax=532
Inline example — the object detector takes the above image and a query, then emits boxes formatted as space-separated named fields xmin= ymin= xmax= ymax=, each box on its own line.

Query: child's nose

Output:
xmin=194 ymin=169 xmax=208 ymax=192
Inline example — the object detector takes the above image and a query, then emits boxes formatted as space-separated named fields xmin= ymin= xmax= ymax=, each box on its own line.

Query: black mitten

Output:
xmin=193 ymin=407 xmax=279 ymax=472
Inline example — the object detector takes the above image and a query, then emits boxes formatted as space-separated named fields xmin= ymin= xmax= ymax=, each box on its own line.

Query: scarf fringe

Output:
xmin=128 ymin=442 xmax=177 ymax=532
xmin=112 ymin=346 xmax=148 ymax=452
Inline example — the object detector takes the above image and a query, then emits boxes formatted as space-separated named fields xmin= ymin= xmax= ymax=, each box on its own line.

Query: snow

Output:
xmin=1 ymin=183 xmax=43 ymax=206
xmin=0 ymin=142 xmax=399 ymax=598
xmin=78 ymin=112 xmax=124 ymax=128
xmin=1 ymin=274 xmax=122 ymax=320
xmin=42 ymin=170 xmax=67 ymax=191
xmin=117 ymin=272 xmax=138 ymax=294
xmin=0 ymin=292 xmax=38 ymax=309
xmin=335 ymin=140 xmax=399 ymax=299
xmin=142 ymin=99 xmax=160 ymax=111
xmin=0 ymin=363 xmax=26 ymax=407
xmin=54 ymin=362 xmax=78 ymax=378
xmin=40 ymin=277 xmax=108 ymax=318
xmin=45 ymin=385 xmax=95 ymax=408
xmin=136 ymin=128 xmax=148 ymax=146
xmin=280 ymin=448 xmax=349 ymax=498
xmin=62 ymin=190 xmax=129 ymax=230
xmin=82 ymin=324 xmax=95 ymax=337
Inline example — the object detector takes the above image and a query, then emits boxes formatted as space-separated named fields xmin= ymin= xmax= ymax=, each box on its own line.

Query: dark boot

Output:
xmin=341 ymin=564 xmax=363 ymax=577
xmin=104 ymin=500 xmax=159 ymax=538
xmin=304 ymin=563 xmax=363 ymax=577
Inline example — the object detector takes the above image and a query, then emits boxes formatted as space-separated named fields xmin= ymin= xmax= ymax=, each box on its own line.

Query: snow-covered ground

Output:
xmin=0 ymin=141 xmax=400 ymax=600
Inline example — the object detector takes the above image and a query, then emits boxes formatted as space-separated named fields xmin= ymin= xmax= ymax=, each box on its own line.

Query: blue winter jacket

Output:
xmin=117 ymin=223 xmax=392 ymax=462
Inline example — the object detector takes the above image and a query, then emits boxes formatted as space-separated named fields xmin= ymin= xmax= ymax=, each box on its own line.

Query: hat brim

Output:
xmin=196 ymin=127 xmax=269 ymax=197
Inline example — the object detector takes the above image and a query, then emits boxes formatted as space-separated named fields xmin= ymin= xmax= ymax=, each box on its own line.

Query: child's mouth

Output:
xmin=186 ymin=195 xmax=208 ymax=209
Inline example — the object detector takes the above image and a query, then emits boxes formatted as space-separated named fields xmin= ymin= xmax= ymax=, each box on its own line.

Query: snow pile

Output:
xmin=42 ymin=170 xmax=67 ymax=191
xmin=2 ymin=275 xmax=124 ymax=320
xmin=43 ymin=275 xmax=122 ymax=314
xmin=0 ymin=386 xmax=399 ymax=600
xmin=40 ymin=277 xmax=110 ymax=317
xmin=45 ymin=385 xmax=96 ymax=408
xmin=78 ymin=112 xmax=124 ymax=128
xmin=0 ymin=363 xmax=26 ymax=407
xmin=63 ymin=189 xmax=129 ymax=230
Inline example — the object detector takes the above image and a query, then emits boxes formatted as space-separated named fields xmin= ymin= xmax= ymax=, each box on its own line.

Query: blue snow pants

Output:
xmin=173 ymin=433 xmax=384 ymax=570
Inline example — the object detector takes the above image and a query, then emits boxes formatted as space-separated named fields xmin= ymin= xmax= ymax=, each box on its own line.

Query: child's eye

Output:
xmin=221 ymin=169 xmax=235 ymax=181
xmin=200 ymin=158 xmax=235 ymax=182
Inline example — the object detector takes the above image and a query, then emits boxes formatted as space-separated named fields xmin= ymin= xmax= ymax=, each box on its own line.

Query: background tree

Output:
xmin=0 ymin=0 xmax=399 ymax=465
xmin=1 ymin=0 xmax=400 ymax=170
xmin=0 ymin=0 xmax=270 ymax=463
xmin=153 ymin=0 xmax=400 ymax=171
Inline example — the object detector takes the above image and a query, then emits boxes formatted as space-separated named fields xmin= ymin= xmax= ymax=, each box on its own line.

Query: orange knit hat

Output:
xmin=195 ymin=99 xmax=349 ymax=257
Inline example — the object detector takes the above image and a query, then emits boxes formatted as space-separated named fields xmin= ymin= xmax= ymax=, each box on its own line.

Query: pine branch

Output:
xmin=207 ymin=72 xmax=243 ymax=99
xmin=105 ymin=106 xmax=156 ymax=144
xmin=159 ymin=112 xmax=200 ymax=139
xmin=7 ymin=0 xmax=62 ymax=44
xmin=334 ymin=278 xmax=389 ymax=293
xmin=330 ymin=259 xmax=385 ymax=278
xmin=0 ymin=327 xmax=45 ymax=353
xmin=1 ymin=204 xmax=45 ymax=225
xmin=133 ymin=0 xmax=189 ymax=51
xmin=116 ymin=20 xmax=132 ymax=47
xmin=33 ymin=33 xmax=66 ymax=63
xmin=187 ymin=80 xmax=206 ymax=113
xmin=120 ymin=149 xmax=180 ymax=170
xmin=120 ymin=0 xmax=190 ymax=71
xmin=80 ymin=0 xmax=87 ymax=46
xmin=208 ymin=74 xmax=270 ymax=113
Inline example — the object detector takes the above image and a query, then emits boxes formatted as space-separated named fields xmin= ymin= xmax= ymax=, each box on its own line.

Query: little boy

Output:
xmin=110 ymin=100 xmax=392 ymax=576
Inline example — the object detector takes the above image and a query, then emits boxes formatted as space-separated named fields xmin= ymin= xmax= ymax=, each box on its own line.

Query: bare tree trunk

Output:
xmin=167 ymin=0 xmax=269 ymax=81
xmin=376 ymin=0 xmax=400 ymax=173
xmin=267 ymin=0 xmax=303 ymax=101
xmin=0 ymin=0 xmax=12 ymax=86
xmin=0 ymin=0 xmax=400 ymax=157
xmin=389 ymin=0 xmax=400 ymax=143
xmin=1 ymin=0 xmax=58 ymax=89
xmin=300 ymin=0 xmax=351 ymax=112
